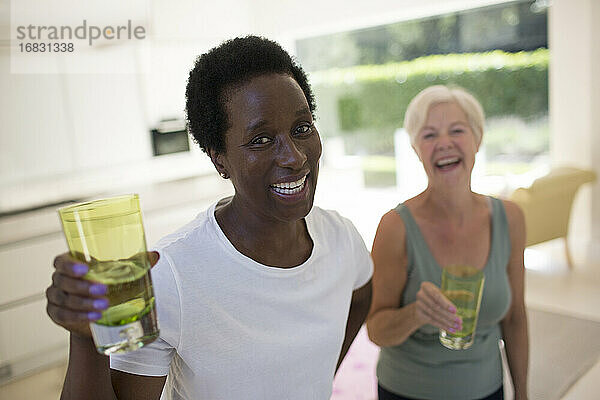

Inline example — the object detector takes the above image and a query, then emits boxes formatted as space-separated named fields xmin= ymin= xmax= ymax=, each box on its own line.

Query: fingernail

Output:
xmin=72 ymin=264 xmax=88 ymax=276
xmin=87 ymin=312 xmax=102 ymax=320
xmin=449 ymin=328 xmax=456 ymax=333
xmin=89 ymin=284 xmax=107 ymax=295
xmin=93 ymin=299 xmax=108 ymax=310
xmin=454 ymin=322 xmax=460 ymax=329
xmin=448 ymin=306 xmax=456 ymax=313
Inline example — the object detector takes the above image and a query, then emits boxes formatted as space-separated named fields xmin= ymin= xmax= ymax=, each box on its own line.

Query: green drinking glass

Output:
xmin=439 ymin=264 xmax=485 ymax=350
xmin=58 ymin=194 xmax=159 ymax=355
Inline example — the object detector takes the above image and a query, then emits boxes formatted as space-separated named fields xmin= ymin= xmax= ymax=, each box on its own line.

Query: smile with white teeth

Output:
xmin=435 ymin=157 xmax=460 ymax=167
xmin=270 ymin=175 xmax=307 ymax=195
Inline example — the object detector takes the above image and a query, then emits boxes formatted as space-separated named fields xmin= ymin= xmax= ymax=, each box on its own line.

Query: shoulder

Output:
xmin=377 ymin=208 xmax=406 ymax=241
xmin=310 ymin=205 xmax=346 ymax=223
xmin=309 ymin=206 xmax=370 ymax=257
xmin=150 ymin=205 xmax=218 ymax=279
xmin=309 ymin=206 xmax=357 ymax=235
xmin=371 ymin=208 xmax=407 ymax=258
xmin=310 ymin=206 xmax=373 ymax=281
xmin=153 ymin=206 xmax=213 ymax=251
xmin=499 ymin=199 xmax=526 ymax=245
xmin=499 ymin=199 xmax=525 ymax=229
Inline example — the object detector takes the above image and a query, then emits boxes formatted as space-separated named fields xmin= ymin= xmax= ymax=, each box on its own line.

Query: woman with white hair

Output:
xmin=366 ymin=85 xmax=529 ymax=400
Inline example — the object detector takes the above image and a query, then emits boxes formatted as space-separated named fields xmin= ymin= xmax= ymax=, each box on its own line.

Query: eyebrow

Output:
xmin=421 ymin=120 xmax=469 ymax=131
xmin=245 ymin=107 xmax=312 ymax=134
xmin=295 ymin=107 xmax=311 ymax=117
xmin=450 ymin=121 xmax=468 ymax=126
xmin=246 ymin=119 xmax=268 ymax=134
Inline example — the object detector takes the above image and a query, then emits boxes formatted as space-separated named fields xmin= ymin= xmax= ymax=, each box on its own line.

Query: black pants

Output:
xmin=377 ymin=384 xmax=504 ymax=400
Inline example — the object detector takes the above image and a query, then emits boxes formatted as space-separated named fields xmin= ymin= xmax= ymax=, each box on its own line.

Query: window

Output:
xmin=297 ymin=0 xmax=549 ymax=199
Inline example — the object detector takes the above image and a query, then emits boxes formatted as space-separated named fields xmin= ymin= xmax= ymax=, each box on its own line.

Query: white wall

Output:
xmin=0 ymin=50 xmax=73 ymax=184
xmin=549 ymin=0 xmax=600 ymax=261
xmin=142 ymin=0 xmax=254 ymax=124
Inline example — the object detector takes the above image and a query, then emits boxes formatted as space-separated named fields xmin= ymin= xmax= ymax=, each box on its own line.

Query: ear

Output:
xmin=208 ymin=148 xmax=228 ymax=177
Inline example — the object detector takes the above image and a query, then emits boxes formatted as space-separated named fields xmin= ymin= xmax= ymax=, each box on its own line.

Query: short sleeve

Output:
xmin=110 ymin=248 xmax=181 ymax=376
xmin=344 ymin=219 xmax=374 ymax=289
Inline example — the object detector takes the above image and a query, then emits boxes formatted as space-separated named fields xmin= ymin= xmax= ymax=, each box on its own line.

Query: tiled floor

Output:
xmin=1 ymin=174 xmax=598 ymax=400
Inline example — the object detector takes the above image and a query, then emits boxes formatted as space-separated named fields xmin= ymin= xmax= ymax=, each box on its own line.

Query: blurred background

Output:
xmin=1 ymin=0 xmax=599 ymax=399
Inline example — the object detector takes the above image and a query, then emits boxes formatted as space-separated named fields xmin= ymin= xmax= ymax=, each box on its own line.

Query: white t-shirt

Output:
xmin=110 ymin=202 xmax=373 ymax=400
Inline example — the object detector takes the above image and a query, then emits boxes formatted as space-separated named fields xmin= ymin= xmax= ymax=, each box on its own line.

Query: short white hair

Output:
xmin=403 ymin=85 xmax=485 ymax=146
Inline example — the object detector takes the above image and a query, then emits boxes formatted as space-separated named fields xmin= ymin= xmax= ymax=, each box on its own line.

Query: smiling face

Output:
xmin=413 ymin=101 xmax=480 ymax=188
xmin=212 ymin=73 xmax=322 ymax=223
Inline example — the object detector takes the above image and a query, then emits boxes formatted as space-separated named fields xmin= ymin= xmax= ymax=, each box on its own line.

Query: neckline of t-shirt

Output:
xmin=207 ymin=201 xmax=318 ymax=276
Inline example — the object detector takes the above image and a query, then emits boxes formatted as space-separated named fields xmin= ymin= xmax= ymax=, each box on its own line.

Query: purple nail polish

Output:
xmin=89 ymin=284 xmax=107 ymax=295
xmin=449 ymin=328 xmax=456 ymax=333
xmin=87 ymin=311 xmax=102 ymax=320
xmin=72 ymin=264 xmax=88 ymax=276
xmin=93 ymin=299 xmax=108 ymax=310
xmin=449 ymin=306 xmax=456 ymax=313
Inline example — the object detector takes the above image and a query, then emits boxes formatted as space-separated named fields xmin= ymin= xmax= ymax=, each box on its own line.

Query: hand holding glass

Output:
xmin=439 ymin=265 xmax=485 ymax=350
xmin=58 ymin=194 xmax=159 ymax=355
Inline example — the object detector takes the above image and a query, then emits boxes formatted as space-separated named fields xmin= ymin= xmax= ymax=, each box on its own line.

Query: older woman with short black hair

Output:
xmin=46 ymin=36 xmax=373 ymax=400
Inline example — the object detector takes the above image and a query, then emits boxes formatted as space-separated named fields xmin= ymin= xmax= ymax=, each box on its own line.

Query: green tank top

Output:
xmin=376 ymin=197 xmax=512 ymax=400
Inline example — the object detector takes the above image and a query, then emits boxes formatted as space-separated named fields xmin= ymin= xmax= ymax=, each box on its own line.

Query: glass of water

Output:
xmin=439 ymin=264 xmax=485 ymax=350
xmin=58 ymin=194 xmax=159 ymax=355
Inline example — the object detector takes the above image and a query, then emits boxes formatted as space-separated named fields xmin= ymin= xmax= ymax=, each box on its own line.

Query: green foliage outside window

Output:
xmin=311 ymin=48 xmax=548 ymax=134
xmin=309 ymin=49 xmax=548 ymax=160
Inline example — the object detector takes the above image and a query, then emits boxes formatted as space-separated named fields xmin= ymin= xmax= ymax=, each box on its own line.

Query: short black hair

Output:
xmin=185 ymin=35 xmax=316 ymax=155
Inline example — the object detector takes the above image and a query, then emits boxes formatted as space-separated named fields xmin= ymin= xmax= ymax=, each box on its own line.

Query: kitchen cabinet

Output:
xmin=0 ymin=234 xmax=65 ymax=306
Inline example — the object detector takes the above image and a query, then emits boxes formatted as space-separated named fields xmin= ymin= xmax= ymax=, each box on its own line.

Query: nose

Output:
xmin=435 ymin=132 xmax=454 ymax=151
xmin=277 ymin=135 xmax=307 ymax=169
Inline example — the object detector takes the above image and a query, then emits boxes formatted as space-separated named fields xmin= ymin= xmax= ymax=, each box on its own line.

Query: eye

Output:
xmin=423 ymin=132 xmax=435 ymax=139
xmin=250 ymin=136 xmax=272 ymax=145
xmin=294 ymin=122 xmax=314 ymax=136
xmin=451 ymin=129 xmax=465 ymax=135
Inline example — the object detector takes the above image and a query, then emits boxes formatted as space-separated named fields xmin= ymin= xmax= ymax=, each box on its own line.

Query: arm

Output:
xmin=61 ymin=334 xmax=116 ymax=400
xmin=501 ymin=201 xmax=529 ymax=400
xmin=48 ymin=253 xmax=166 ymax=400
xmin=366 ymin=211 xmax=459 ymax=348
xmin=336 ymin=279 xmax=372 ymax=371
xmin=61 ymin=334 xmax=166 ymax=400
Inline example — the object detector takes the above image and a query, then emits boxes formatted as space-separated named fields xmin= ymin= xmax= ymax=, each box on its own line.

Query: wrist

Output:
xmin=70 ymin=332 xmax=95 ymax=346
xmin=409 ymin=303 xmax=424 ymax=329
xmin=69 ymin=333 xmax=108 ymax=359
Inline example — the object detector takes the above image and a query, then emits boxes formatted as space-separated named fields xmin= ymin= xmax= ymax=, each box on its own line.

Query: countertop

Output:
xmin=0 ymin=153 xmax=233 ymax=246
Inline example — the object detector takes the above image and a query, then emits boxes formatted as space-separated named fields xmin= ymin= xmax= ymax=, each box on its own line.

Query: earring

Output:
xmin=220 ymin=172 xmax=228 ymax=179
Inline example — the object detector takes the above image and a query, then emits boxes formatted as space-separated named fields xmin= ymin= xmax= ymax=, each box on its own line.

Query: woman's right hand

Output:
xmin=46 ymin=252 xmax=160 ymax=338
xmin=414 ymin=281 xmax=462 ymax=333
